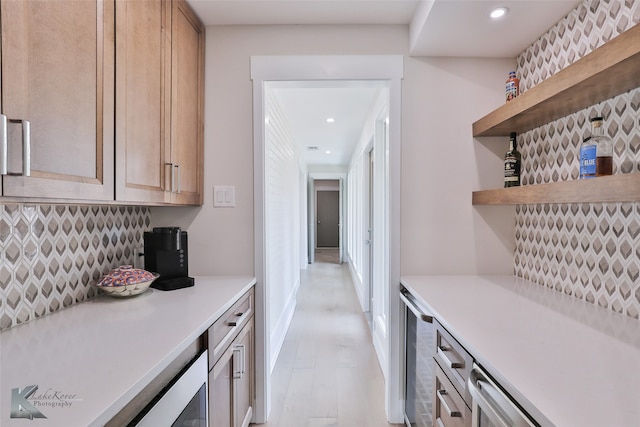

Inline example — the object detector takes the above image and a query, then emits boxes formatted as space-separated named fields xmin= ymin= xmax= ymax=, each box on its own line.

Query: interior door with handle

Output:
xmin=316 ymin=190 xmax=340 ymax=248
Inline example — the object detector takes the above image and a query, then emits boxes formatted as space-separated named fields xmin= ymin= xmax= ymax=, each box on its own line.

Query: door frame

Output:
xmin=251 ymin=55 xmax=403 ymax=423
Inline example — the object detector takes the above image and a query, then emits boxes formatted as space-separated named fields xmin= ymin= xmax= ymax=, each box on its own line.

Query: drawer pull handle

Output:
xmin=436 ymin=389 xmax=462 ymax=418
xmin=228 ymin=312 xmax=245 ymax=327
xmin=437 ymin=345 xmax=464 ymax=369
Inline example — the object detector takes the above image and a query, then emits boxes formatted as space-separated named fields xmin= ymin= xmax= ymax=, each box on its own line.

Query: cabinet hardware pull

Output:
xmin=400 ymin=290 xmax=433 ymax=322
xmin=436 ymin=389 xmax=462 ymax=417
xmin=7 ymin=119 xmax=31 ymax=177
xmin=237 ymin=343 xmax=246 ymax=377
xmin=175 ymin=164 xmax=181 ymax=193
xmin=232 ymin=347 xmax=242 ymax=379
xmin=0 ymin=115 xmax=7 ymax=175
xmin=165 ymin=162 xmax=175 ymax=192
xmin=228 ymin=311 xmax=247 ymax=327
xmin=437 ymin=345 xmax=464 ymax=369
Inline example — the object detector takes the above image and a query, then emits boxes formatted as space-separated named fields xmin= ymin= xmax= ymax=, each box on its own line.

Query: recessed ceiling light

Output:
xmin=325 ymin=150 xmax=331 ymax=154
xmin=326 ymin=118 xmax=335 ymax=123
xmin=489 ymin=6 xmax=508 ymax=19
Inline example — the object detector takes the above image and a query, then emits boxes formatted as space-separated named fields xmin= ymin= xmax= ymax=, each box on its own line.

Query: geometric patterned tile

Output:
xmin=514 ymin=1 xmax=640 ymax=320
xmin=0 ymin=205 xmax=150 ymax=331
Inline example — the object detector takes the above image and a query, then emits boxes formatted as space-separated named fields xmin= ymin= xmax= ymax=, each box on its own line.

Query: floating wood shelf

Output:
xmin=472 ymin=174 xmax=640 ymax=205
xmin=472 ymin=24 xmax=640 ymax=137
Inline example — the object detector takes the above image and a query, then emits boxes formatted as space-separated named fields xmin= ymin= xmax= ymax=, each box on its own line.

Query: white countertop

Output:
xmin=0 ymin=276 xmax=255 ymax=426
xmin=401 ymin=275 xmax=640 ymax=427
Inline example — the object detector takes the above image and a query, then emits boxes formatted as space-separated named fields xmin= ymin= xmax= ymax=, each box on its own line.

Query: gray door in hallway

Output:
xmin=316 ymin=190 xmax=339 ymax=247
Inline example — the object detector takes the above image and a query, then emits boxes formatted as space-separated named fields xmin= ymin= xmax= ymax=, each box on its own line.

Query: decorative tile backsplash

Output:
xmin=517 ymin=0 xmax=640 ymax=93
xmin=0 ymin=205 xmax=150 ymax=330
xmin=513 ymin=1 xmax=640 ymax=318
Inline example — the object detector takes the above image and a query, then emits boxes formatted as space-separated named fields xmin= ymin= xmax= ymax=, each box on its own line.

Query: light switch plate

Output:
xmin=213 ymin=186 xmax=235 ymax=207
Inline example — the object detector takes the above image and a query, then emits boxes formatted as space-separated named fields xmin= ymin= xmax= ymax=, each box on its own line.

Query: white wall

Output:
xmin=264 ymin=89 xmax=301 ymax=371
xmin=401 ymin=56 xmax=516 ymax=275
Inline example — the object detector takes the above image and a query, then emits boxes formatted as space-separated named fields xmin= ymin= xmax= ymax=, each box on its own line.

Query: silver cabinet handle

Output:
xmin=468 ymin=366 xmax=537 ymax=427
xmin=6 ymin=119 xmax=31 ymax=176
xmin=437 ymin=345 xmax=464 ymax=369
xmin=237 ymin=343 xmax=246 ymax=376
xmin=165 ymin=162 xmax=175 ymax=192
xmin=436 ymin=389 xmax=462 ymax=418
xmin=175 ymin=164 xmax=181 ymax=193
xmin=0 ymin=115 xmax=7 ymax=175
xmin=400 ymin=290 xmax=433 ymax=323
xmin=21 ymin=120 xmax=31 ymax=176
xmin=228 ymin=310 xmax=250 ymax=327
xmin=232 ymin=347 xmax=242 ymax=379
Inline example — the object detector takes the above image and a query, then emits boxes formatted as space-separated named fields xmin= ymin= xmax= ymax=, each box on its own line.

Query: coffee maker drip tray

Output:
xmin=151 ymin=276 xmax=195 ymax=291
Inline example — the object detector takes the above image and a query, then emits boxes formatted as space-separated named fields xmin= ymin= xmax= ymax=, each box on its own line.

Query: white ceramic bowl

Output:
xmin=95 ymin=265 xmax=160 ymax=298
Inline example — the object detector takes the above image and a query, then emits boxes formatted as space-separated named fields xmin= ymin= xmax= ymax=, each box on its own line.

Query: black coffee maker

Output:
xmin=144 ymin=227 xmax=194 ymax=290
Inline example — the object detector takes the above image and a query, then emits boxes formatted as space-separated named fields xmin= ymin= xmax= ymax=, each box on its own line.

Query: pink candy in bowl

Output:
xmin=95 ymin=265 xmax=159 ymax=297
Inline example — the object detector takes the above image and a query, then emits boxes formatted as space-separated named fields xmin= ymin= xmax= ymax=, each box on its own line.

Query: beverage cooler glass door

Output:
xmin=401 ymin=288 xmax=435 ymax=427
xmin=468 ymin=364 xmax=536 ymax=427
xmin=134 ymin=351 xmax=209 ymax=427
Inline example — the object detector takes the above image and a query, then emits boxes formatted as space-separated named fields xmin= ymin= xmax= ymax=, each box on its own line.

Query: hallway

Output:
xmin=262 ymin=251 xmax=395 ymax=426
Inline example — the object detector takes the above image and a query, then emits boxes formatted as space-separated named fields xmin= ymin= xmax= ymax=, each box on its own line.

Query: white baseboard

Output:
xmin=347 ymin=254 xmax=368 ymax=312
xmin=372 ymin=316 xmax=387 ymax=380
xmin=269 ymin=278 xmax=300 ymax=374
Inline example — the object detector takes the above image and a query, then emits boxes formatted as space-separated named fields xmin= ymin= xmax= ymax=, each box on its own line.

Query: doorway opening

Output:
xmin=315 ymin=179 xmax=341 ymax=264
xmin=252 ymin=55 xmax=403 ymax=424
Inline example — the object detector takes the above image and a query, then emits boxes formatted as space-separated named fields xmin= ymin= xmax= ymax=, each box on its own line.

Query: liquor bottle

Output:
xmin=590 ymin=116 xmax=613 ymax=176
xmin=579 ymin=136 xmax=596 ymax=179
xmin=506 ymin=71 xmax=519 ymax=102
xmin=504 ymin=132 xmax=521 ymax=187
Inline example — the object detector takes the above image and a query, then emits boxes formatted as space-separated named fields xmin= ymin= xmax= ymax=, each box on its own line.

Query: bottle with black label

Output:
xmin=504 ymin=132 xmax=521 ymax=187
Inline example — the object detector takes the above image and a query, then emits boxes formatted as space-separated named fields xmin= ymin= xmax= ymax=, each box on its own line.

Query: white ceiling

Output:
xmin=270 ymin=82 xmax=385 ymax=167
xmin=187 ymin=0 xmax=582 ymax=167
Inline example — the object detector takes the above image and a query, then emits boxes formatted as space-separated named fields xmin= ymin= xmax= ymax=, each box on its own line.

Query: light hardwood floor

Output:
xmin=257 ymin=250 xmax=400 ymax=427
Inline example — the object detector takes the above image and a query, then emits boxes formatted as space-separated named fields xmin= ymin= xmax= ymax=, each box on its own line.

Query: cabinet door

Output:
xmin=115 ymin=0 xmax=170 ymax=204
xmin=210 ymin=344 xmax=234 ymax=427
xmin=234 ymin=321 xmax=254 ymax=427
xmin=0 ymin=0 xmax=115 ymax=200
xmin=169 ymin=0 xmax=204 ymax=205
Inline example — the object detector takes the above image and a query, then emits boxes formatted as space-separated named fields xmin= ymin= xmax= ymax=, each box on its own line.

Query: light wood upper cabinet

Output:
xmin=116 ymin=0 xmax=204 ymax=205
xmin=169 ymin=0 xmax=205 ymax=205
xmin=115 ymin=0 xmax=171 ymax=204
xmin=0 ymin=0 xmax=115 ymax=201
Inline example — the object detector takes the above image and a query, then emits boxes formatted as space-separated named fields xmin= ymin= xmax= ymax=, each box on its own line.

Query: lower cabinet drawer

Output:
xmin=208 ymin=288 xmax=254 ymax=366
xmin=434 ymin=362 xmax=471 ymax=427
xmin=434 ymin=320 xmax=473 ymax=405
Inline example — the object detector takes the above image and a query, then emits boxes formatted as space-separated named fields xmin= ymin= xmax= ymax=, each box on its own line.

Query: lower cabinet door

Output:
xmin=210 ymin=319 xmax=254 ymax=427
xmin=234 ymin=322 xmax=254 ymax=427
xmin=210 ymin=345 xmax=233 ymax=426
